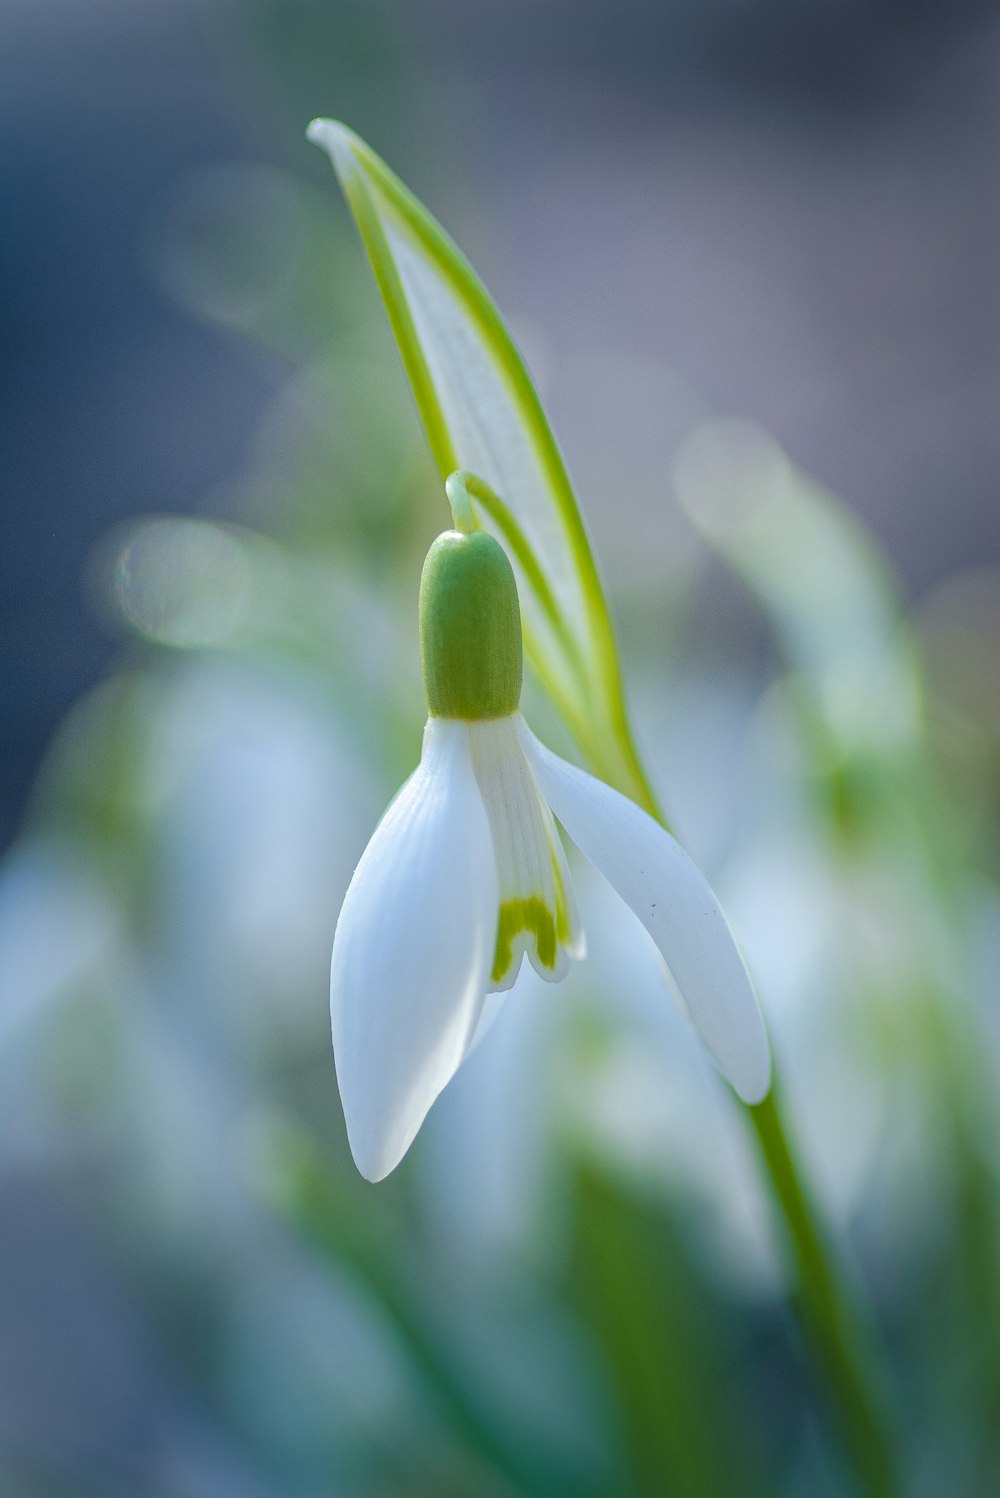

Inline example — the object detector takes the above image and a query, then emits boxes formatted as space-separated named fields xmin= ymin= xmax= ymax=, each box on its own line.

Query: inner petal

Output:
xmin=468 ymin=716 xmax=584 ymax=990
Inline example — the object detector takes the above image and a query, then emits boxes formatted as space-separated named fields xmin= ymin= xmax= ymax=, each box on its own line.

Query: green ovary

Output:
xmin=420 ymin=530 xmax=523 ymax=721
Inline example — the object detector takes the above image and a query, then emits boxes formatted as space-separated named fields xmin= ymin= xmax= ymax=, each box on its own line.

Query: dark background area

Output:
xmin=3 ymin=0 xmax=998 ymax=851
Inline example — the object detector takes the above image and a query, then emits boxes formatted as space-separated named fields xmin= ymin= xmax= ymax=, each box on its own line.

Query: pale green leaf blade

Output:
xmin=307 ymin=119 xmax=616 ymax=731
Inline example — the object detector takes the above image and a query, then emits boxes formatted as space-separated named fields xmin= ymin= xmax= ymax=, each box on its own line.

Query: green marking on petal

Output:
xmin=491 ymin=848 xmax=573 ymax=983
xmin=492 ymin=896 xmax=558 ymax=983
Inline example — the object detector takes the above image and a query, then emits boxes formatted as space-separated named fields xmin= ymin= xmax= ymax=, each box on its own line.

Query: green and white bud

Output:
xmin=420 ymin=530 xmax=523 ymax=720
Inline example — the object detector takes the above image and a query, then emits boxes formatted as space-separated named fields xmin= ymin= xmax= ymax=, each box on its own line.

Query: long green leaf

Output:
xmin=307 ymin=120 xmax=639 ymax=782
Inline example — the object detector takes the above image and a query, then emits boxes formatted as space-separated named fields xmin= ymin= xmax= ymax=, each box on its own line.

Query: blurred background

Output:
xmin=2 ymin=1 xmax=999 ymax=1494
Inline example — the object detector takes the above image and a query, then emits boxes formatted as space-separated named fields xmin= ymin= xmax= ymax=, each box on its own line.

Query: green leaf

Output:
xmin=674 ymin=420 xmax=920 ymax=761
xmin=307 ymin=120 xmax=641 ymax=789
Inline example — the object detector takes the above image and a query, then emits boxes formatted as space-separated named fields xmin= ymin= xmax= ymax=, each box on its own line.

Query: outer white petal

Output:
xmin=331 ymin=719 xmax=497 ymax=1180
xmin=465 ymin=991 xmax=507 ymax=1056
xmin=519 ymin=724 xmax=771 ymax=1104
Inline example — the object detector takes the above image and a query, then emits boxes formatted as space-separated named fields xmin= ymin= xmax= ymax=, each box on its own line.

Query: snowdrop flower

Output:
xmin=332 ymin=528 xmax=770 ymax=1180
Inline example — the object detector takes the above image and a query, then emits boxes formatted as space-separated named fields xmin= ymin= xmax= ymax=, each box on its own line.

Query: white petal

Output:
xmin=520 ymin=724 xmax=771 ymax=1104
xmin=468 ymin=717 xmax=584 ymax=990
xmin=331 ymin=719 xmax=497 ymax=1180
xmin=465 ymin=991 xmax=507 ymax=1056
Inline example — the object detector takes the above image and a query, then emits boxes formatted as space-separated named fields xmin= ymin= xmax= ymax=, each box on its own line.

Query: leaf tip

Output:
xmin=306 ymin=118 xmax=361 ymax=176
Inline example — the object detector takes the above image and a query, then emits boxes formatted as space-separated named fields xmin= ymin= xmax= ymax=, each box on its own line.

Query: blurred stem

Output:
xmin=570 ymin=1158 xmax=765 ymax=1498
xmin=591 ymin=704 xmax=899 ymax=1498
xmin=748 ymin=1087 xmax=899 ymax=1498
xmin=261 ymin=1121 xmax=600 ymax=1498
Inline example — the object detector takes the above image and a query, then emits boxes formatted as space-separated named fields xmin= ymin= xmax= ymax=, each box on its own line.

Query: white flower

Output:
xmin=331 ymin=528 xmax=770 ymax=1181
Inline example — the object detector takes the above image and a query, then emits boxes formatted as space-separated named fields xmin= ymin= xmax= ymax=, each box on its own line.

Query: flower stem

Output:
xmin=748 ymin=1085 xmax=900 ymax=1497
xmin=444 ymin=470 xmax=477 ymax=533
xmin=601 ymin=711 xmax=900 ymax=1496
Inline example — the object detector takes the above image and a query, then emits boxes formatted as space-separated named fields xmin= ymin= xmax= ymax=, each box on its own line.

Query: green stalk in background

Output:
xmin=307 ymin=119 xmax=901 ymax=1496
xmin=749 ymin=1090 xmax=898 ymax=1497
xmin=594 ymin=680 xmax=900 ymax=1498
xmin=677 ymin=420 xmax=1000 ymax=1492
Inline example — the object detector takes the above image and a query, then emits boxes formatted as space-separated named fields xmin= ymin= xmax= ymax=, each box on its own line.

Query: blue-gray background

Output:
xmin=4 ymin=0 xmax=998 ymax=849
